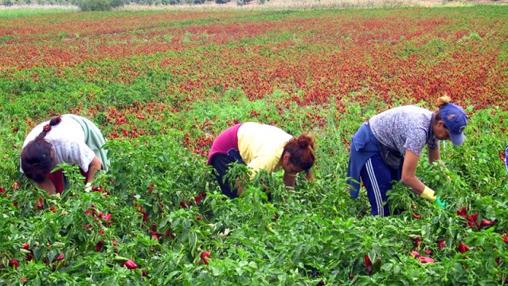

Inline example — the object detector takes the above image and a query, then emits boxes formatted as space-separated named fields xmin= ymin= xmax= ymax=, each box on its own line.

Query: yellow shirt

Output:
xmin=237 ymin=122 xmax=293 ymax=177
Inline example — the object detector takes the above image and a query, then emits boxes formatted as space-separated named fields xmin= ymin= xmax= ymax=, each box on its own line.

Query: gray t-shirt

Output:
xmin=369 ymin=105 xmax=438 ymax=156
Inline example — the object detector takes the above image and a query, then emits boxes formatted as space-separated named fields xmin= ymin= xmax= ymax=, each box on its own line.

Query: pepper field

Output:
xmin=0 ymin=6 xmax=507 ymax=285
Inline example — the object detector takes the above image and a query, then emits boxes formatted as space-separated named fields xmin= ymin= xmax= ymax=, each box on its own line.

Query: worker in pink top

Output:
xmin=208 ymin=122 xmax=315 ymax=198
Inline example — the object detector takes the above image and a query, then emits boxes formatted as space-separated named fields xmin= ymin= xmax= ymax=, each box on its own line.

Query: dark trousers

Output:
xmin=360 ymin=153 xmax=402 ymax=216
xmin=210 ymin=150 xmax=244 ymax=198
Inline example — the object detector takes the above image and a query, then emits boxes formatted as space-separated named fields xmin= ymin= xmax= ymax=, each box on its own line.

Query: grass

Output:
xmin=0 ymin=6 xmax=77 ymax=18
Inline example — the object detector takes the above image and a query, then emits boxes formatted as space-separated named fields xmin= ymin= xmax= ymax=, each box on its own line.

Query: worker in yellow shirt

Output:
xmin=208 ymin=122 xmax=315 ymax=198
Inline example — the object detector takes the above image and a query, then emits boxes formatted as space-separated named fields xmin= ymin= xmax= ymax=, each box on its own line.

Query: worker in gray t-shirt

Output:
xmin=501 ymin=145 xmax=508 ymax=173
xmin=347 ymin=96 xmax=467 ymax=216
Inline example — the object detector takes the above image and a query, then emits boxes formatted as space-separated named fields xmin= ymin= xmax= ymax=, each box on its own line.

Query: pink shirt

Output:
xmin=207 ymin=124 xmax=241 ymax=164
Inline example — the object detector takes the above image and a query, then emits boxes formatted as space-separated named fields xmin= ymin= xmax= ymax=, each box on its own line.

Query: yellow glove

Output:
xmin=420 ymin=186 xmax=436 ymax=202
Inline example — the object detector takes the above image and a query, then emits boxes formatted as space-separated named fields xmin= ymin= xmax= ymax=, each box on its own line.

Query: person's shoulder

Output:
xmin=242 ymin=122 xmax=277 ymax=131
xmin=59 ymin=115 xmax=84 ymax=128
xmin=398 ymin=105 xmax=425 ymax=112
xmin=399 ymin=105 xmax=432 ymax=118
xmin=61 ymin=114 xmax=84 ymax=122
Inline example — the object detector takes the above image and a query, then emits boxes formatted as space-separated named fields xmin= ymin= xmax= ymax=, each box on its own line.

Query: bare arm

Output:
xmin=85 ymin=156 xmax=102 ymax=183
xmin=401 ymin=150 xmax=425 ymax=195
xmin=37 ymin=177 xmax=56 ymax=195
xmin=428 ymin=146 xmax=440 ymax=164
xmin=283 ymin=172 xmax=297 ymax=188
xmin=305 ymin=170 xmax=314 ymax=182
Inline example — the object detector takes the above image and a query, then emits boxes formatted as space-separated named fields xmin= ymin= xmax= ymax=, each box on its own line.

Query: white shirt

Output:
xmin=21 ymin=115 xmax=96 ymax=173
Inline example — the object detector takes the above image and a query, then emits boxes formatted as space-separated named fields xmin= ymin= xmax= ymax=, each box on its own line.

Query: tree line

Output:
xmin=0 ymin=0 xmax=264 ymax=10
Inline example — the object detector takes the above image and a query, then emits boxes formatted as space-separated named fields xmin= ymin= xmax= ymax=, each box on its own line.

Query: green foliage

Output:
xmin=75 ymin=0 xmax=124 ymax=11
xmin=0 ymin=7 xmax=507 ymax=285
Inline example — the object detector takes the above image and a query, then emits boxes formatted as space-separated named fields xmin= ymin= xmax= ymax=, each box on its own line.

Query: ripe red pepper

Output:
xmin=9 ymin=258 xmax=19 ymax=268
xmin=124 ymin=259 xmax=138 ymax=269
xmin=412 ymin=236 xmax=422 ymax=248
xmin=418 ymin=256 xmax=434 ymax=264
xmin=22 ymin=243 xmax=30 ymax=250
xmin=467 ymin=213 xmax=479 ymax=229
xmin=95 ymin=241 xmax=104 ymax=252
xmin=150 ymin=230 xmax=160 ymax=240
xmin=194 ymin=192 xmax=206 ymax=205
xmin=103 ymin=213 xmax=112 ymax=222
xmin=142 ymin=211 xmax=149 ymax=222
xmin=457 ymin=242 xmax=470 ymax=253
xmin=364 ymin=255 xmax=372 ymax=273
xmin=200 ymin=251 xmax=211 ymax=265
xmin=457 ymin=207 xmax=468 ymax=219
xmin=479 ymin=219 xmax=495 ymax=229
xmin=437 ymin=240 xmax=446 ymax=250
xmin=55 ymin=252 xmax=65 ymax=261
xmin=412 ymin=213 xmax=422 ymax=220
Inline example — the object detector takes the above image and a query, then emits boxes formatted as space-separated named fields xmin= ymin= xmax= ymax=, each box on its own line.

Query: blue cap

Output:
xmin=439 ymin=103 xmax=467 ymax=146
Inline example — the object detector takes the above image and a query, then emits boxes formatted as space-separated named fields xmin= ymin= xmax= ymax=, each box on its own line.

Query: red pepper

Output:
xmin=200 ymin=251 xmax=211 ymax=265
xmin=412 ymin=213 xmax=422 ymax=220
xmin=124 ymin=259 xmax=138 ymax=269
xmin=194 ymin=192 xmax=206 ymax=205
xmin=9 ymin=258 xmax=19 ymax=268
xmin=364 ymin=255 xmax=372 ymax=273
xmin=55 ymin=252 xmax=65 ymax=261
xmin=479 ymin=219 xmax=495 ymax=229
xmin=457 ymin=242 xmax=470 ymax=253
xmin=95 ymin=241 xmax=104 ymax=252
xmin=467 ymin=213 xmax=479 ymax=229
xmin=437 ymin=240 xmax=446 ymax=250
xmin=412 ymin=236 xmax=422 ymax=248
xmin=456 ymin=207 xmax=468 ymax=219
xmin=418 ymin=256 xmax=434 ymax=264
xmin=103 ymin=213 xmax=112 ymax=222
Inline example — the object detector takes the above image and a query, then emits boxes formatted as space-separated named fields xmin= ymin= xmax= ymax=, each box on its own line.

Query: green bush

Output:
xmin=76 ymin=0 xmax=124 ymax=11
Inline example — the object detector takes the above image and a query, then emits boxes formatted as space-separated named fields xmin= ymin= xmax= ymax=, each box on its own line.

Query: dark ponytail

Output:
xmin=36 ymin=116 xmax=62 ymax=140
xmin=21 ymin=116 xmax=62 ymax=183
xmin=283 ymin=134 xmax=315 ymax=172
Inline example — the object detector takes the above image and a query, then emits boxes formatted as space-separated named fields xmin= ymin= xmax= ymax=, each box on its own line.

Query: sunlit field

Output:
xmin=1 ymin=6 xmax=507 ymax=285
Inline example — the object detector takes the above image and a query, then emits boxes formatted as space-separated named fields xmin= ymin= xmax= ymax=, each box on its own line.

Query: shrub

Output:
xmin=76 ymin=0 xmax=124 ymax=11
